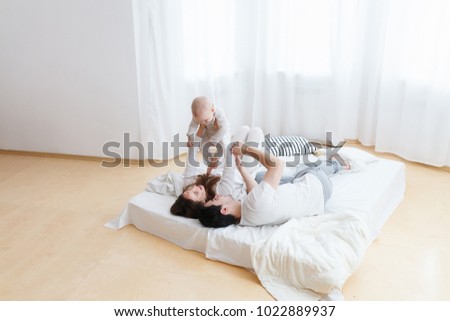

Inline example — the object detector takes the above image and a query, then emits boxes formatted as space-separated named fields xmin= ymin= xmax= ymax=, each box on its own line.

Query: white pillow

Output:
xmin=333 ymin=147 xmax=378 ymax=164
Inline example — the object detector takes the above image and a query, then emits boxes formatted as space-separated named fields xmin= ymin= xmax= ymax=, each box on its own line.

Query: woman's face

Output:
xmin=182 ymin=184 xmax=207 ymax=203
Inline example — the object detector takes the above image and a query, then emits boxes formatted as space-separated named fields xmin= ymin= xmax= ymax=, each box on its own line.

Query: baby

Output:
xmin=186 ymin=96 xmax=230 ymax=175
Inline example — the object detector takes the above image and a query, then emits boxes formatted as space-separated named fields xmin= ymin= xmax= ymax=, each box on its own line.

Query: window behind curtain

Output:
xmin=181 ymin=0 xmax=236 ymax=79
xmin=390 ymin=0 xmax=450 ymax=87
xmin=272 ymin=0 xmax=332 ymax=76
xmin=180 ymin=0 xmax=334 ymax=79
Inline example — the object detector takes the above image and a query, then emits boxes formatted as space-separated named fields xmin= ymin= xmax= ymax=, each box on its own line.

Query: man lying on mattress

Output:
xmin=170 ymin=126 xmax=350 ymax=226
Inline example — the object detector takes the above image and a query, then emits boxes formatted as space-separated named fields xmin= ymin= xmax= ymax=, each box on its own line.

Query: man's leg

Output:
xmin=231 ymin=125 xmax=250 ymax=143
xmin=314 ymin=159 xmax=344 ymax=176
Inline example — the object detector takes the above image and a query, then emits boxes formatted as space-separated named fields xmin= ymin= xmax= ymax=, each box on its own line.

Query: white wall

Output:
xmin=0 ymin=0 xmax=142 ymax=158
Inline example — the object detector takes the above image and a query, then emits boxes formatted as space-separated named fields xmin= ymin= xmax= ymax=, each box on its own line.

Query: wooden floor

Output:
xmin=0 ymin=144 xmax=449 ymax=300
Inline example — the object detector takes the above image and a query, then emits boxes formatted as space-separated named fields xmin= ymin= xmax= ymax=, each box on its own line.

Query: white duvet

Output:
xmin=251 ymin=213 xmax=369 ymax=300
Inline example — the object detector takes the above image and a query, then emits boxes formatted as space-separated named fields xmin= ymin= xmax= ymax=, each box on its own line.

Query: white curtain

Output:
xmin=134 ymin=0 xmax=450 ymax=167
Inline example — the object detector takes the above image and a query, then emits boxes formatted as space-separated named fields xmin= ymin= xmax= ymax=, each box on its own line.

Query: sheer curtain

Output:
xmin=135 ymin=0 xmax=450 ymax=166
xmin=370 ymin=0 xmax=450 ymax=166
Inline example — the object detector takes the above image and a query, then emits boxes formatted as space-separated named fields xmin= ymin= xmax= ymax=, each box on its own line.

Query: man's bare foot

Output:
xmin=331 ymin=155 xmax=350 ymax=170
xmin=342 ymin=161 xmax=350 ymax=170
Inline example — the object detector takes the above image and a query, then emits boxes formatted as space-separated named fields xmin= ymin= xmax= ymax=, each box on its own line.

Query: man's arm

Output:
xmin=234 ymin=144 xmax=284 ymax=190
xmin=235 ymin=155 xmax=257 ymax=193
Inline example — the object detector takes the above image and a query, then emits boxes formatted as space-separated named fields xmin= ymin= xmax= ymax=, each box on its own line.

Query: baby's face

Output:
xmin=194 ymin=107 xmax=215 ymax=125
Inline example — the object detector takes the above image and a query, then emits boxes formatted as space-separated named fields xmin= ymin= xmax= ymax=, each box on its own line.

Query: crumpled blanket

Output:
xmin=145 ymin=171 xmax=185 ymax=197
xmin=251 ymin=213 xmax=370 ymax=300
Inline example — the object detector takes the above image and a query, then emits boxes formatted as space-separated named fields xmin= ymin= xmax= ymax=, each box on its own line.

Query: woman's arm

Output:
xmin=235 ymin=154 xmax=257 ymax=193
xmin=215 ymin=145 xmax=238 ymax=197
xmin=183 ymin=146 xmax=202 ymax=187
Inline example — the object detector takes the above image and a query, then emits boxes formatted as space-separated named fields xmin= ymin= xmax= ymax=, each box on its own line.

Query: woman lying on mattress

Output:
xmin=198 ymin=143 xmax=347 ymax=228
xmin=170 ymin=126 xmax=265 ymax=219
xmin=171 ymin=126 xmax=348 ymax=223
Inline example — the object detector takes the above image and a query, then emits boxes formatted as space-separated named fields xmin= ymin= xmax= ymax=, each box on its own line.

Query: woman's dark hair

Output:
xmin=198 ymin=205 xmax=238 ymax=228
xmin=194 ymin=174 xmax=220 ymax=201
xmin=170 ymin=174 xmax=220 ymax=219
xmin=170 ymin=194 xmax=203 ymax=219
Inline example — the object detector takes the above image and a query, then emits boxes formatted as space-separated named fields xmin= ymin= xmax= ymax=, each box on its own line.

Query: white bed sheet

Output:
xmin=105 ymin=192 xmax=209 ymax=253
xmin=327 ymin=158 xmax=405 ymax=243
xmin=105 ymin=157 xmax=405 ymax=271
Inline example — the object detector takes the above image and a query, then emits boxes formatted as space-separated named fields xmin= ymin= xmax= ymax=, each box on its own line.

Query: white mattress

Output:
xmin=105 ymin=157 xmax=406 ymax=270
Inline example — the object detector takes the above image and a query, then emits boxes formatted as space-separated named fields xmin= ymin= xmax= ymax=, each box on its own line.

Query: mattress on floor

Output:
xmin=105 ymin=157 xmax=405 ymax=270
